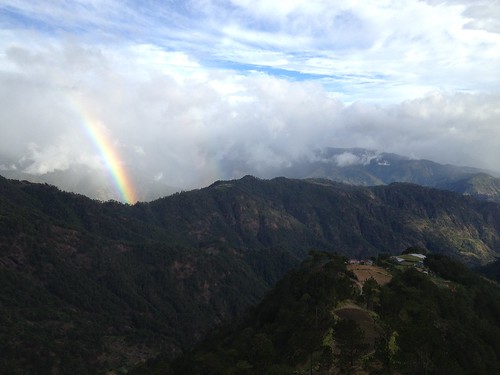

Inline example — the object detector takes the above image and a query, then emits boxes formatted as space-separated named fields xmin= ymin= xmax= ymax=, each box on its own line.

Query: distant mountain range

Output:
xmin=1 ymin=174 xmax=499 ymax=373
xmin=276 ymin=147 xmax=500 ymax=203
xmin=2 ymin=147 xmax=500 ymax=202
xmin=0 ymin=161 xmax=179 ymax=202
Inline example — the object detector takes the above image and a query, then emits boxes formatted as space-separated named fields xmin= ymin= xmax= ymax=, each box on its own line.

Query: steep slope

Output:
xmin=0 ymin=177 xmax=300 ymax=374
xmin=438 ymin=173 xmax=500 ymax=203
xmin=139 ymin=252 xmax=500 ymax=375
xmin=477 ymin=258 xmax=500 ymax=282
xmin=147 ymin=176 xmax=500 ymax=263
xmin=1 ymin=175 xmax=500 ymax=373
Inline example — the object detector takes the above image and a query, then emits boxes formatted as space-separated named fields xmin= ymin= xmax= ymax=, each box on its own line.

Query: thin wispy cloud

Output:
xmin=0 ymin=1 xmax=499 ymax=201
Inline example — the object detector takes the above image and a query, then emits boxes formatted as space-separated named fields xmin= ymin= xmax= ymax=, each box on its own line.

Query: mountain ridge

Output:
xmin=2 ymin=147 xmax=500 ymax=202
xmin=1 ymin=175 xmax=500 ymax=373
xmin=276 ymin=148 xmax=500 ymax=202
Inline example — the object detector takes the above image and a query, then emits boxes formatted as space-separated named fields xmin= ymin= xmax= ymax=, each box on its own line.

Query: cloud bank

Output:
xmin=1 ymin=1 xmax=499 ymax=201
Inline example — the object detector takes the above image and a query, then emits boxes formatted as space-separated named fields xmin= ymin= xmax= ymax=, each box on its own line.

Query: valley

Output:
xmin=140 ymin=252 xmax=500 ymax=374
xmin=0 ymin=174 xmax=499 ymax=373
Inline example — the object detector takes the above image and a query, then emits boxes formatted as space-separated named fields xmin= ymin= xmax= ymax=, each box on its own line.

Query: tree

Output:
xmin=363 ymin=277 xmax=379 ymax=310
xmin=374 ymin=320 xmax=398 ymax=375
xmin=333 ymin=319 xmax=368 ymax=373
xmin=249 ymin=333 xmax=275 ymax=375
xmin=318 ymin=345 xmax=334 ymax=374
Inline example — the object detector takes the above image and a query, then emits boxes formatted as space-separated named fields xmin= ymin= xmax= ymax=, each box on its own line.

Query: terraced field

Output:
xmin=347 ymin=264 xmax=392 ymax=285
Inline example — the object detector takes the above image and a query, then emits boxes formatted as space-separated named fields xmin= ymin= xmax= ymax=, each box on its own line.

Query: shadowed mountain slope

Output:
xmin=0 ymin=174 xmax=500 ymax=373
xmin=136 ymin=252 xmax=500 ymax=375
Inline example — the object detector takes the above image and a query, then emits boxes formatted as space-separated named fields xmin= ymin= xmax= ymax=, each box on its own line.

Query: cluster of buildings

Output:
xmin=347 ymin=259 xmax=374 ymax=266
xmin=390 ymin=253 xmax=426 ymax=264
xmin=390 ymin=253 xmax=428 ymax=273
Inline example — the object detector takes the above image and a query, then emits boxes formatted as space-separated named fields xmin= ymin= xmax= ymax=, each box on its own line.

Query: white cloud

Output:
xmin=333 ymin=152 xmax=362 ymax=167
xmin=0 ymin=163 xmax=17 ymax=171
xmin=1 ymin=1 xmax=500 ymax=200
xmin=331 ymin=151 xmax=380 ymax=167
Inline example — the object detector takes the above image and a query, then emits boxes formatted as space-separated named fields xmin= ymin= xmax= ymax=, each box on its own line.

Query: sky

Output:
xmin=1 ymin=0 xmax=500 ymax=202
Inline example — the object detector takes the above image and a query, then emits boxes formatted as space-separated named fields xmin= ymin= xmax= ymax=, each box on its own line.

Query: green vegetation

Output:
xmin=137 ymin=253 xmax=500 ymax=374
xmin=136 ymin=252 xmax=353 ymax=375
xmin=1 ymin=175 xmax=500 ymax=373
xmin=477 ymin=258 xmax=500 ymax=282
xmin=439 ymin=173 xmax=500 ymax=203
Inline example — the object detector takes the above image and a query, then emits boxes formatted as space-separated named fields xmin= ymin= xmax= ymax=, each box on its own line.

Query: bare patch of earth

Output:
xmin=347 ymin=265 xmax=392 ymax=285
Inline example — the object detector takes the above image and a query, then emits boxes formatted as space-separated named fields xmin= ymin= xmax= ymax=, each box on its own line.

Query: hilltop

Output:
xmin=0 ymin=175 xmax=500 ymax=373
xmin=137 ymin=252 xmax=500 ymax=374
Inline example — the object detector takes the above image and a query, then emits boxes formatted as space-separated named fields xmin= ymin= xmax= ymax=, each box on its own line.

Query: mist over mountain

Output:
xmin=275 ymin=148 xmax=500 ymax=203
xmin=3 ymin=1 xmax=500 ymax=207
xmin=2 ymin=147 xmax=499 ymax=203
xmin=0 ymin=161 xmax=179 ymax=203
xmin=1 ymin=174 xmax=499 ymax=373
xmin=3 ymin=2 xmax=500 ymax=373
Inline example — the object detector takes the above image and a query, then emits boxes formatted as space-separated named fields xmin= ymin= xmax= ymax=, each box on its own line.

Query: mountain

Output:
xmin=438 ymin=173 xmax=500 ymax=203
xmin=0 ymin=163 xmax=180 ymax=202
xmin=140 ymin=252 xmax=500 ymax=375
xmin=1 ymin=174 xmax=500 ymax=373
xmin=276 ymin=148 xmax=500 ymax=202
xmin=3 ymin=148 xmax=500 ymax=202
xmin=477 ymin=258 xmax=500 ymax=282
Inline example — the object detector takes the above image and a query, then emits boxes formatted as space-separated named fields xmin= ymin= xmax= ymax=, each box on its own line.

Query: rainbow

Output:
xmin=72 ymin=100 xmax=138 ymax=204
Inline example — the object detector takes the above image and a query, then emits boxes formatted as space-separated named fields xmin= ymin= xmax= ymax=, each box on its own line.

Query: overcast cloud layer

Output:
xmin=1 ymin=0 xmax=500 ymax=201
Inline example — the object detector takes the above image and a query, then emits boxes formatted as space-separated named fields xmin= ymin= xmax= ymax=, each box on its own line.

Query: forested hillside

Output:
xmin=1 ymin=175 xmax=500 ymax=373
xmin=137 ymin=252 xmax=500 ymax=375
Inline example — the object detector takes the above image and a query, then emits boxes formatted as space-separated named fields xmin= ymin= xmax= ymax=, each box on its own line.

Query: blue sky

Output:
xmin=1 ymin=0 xmax=500 ymax=200
xmin=3 ymin=0 xmax=499 ymax=100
